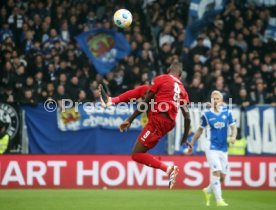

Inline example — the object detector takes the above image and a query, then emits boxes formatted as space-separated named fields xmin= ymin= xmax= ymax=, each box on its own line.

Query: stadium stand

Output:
xmin=0 ymin=0 xmax=275 ymax=105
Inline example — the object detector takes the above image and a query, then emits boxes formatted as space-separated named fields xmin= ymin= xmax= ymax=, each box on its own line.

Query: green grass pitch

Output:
xmin=0 ymin=189 xmax=275 ymax=210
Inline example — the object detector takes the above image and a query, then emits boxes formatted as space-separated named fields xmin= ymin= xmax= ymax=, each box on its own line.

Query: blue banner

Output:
xmin=22 ymin=104 xmax=166 ymax=154
xmin=75 ymin=29 xmax=131 ymax=75
xmin=245 ymin=106 xmax=276 ymax=155
xmin=172 ymin=105 xmax=276 ymax=155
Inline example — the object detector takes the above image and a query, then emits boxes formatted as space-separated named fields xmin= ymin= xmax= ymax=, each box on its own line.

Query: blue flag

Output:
xmin=184 ymin=0 xmax=226 ymax=47
xmin=75 ymin=29 xmax=131 ymax=75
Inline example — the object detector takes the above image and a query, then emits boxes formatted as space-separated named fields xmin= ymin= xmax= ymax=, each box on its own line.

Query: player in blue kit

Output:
xmin=189 ymin=90 xmax=237 ymax=207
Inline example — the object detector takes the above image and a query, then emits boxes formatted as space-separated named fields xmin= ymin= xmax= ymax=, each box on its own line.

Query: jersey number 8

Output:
xmin=173 ymin=82 xmax=180 ymax=103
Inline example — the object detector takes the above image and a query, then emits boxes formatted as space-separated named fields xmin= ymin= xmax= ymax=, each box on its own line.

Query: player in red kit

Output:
xmin=118 ymin=62 xmax=191 ymax=189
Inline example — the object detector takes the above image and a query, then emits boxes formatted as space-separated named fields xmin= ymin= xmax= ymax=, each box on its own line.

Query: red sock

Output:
xmin=132 ymin=153 xmax=168 ymax=172
xmin=111 ymin=85 xmax=149 ymax=104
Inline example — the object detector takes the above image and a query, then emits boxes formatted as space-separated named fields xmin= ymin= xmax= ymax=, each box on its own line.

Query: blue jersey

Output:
xmin=200 ymin=106 xmax=236 ymax=152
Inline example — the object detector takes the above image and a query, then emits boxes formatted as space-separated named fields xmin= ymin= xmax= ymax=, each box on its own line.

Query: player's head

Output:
xmin=167 ymin=62 xmax=183 ymax=78
xmin=211 ymin=90 xmax=223 ymax=108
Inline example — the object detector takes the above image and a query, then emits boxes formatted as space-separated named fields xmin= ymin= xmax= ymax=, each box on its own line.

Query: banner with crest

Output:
xmin=57 ymin=105 xmax=147 ymax=132
xmin=75 ymin=29 xmax=131 ymax=75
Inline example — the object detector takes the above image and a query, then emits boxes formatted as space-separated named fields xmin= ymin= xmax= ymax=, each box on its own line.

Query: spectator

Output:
xmin=226 ymin=37 xmax=243 ymax=58
xmin=68 ymin=76 xmax=81 ymax=101
xmin=0 ymin=85 xmax=14 ymax=103
xmin=86 ymin=80 xmax=99 ymax=102
xmin=25 ymin=76 xmax=35 ymax=90
xmin=60 ymin=20 xmax=70 ymax=43
xmin=159 ymin=24 xmax=175 ymax=47
xmin=231 ymin=73 xmax=244 ymax=101
xmin=32 ymin=14 xmax=42 ymax=41
xmin=34 ymin=71 xmax=46 ymax=100
xmin=45 ymin=63 xmax=58 ymax=82
xmin=190 ymin=36 xmax=209 ymax=59
xmin=77 ymin=90 xmax=87 ymax=103
xmin=104 ymin=72 xmax=118 ymax=96
xmin=7 ymin=6 xmax=24 ymax=46
xmin=1 ymin=61 xmax=14 ymax=88
xmin=235 ymin=33 xmax=248 ymax=52
xmin=54 ymin=84 xmax=69 ymax=103
xmin=268 ymin=87 xmax=276 ymax=105
xmin=68 ymin=15 xmax=79 ymax=38
xmin=20 ymin=88 xmax=37 ymax=105
xmin=40 ymin=21 xmax=50 ymax=43
xmin=0 ymin=7 xmax=8 ymax=25
xmin=250 ymin=80 xmax=269 ymax=104
xmin=58 ymin=73 xmax=68 ymax=87
xmin=187 ymin=77 xmax=204 ymax=103
xmin=0 ymin=22 xmax=13 ymax=42
xmin=138 ymin=50 xmax=154 ymax=73
xmin=122 ymin=65 xmax=141 ymax=90
xmin=210 ymin=77 xmax=231 ymax=101
xmin=13 ymin=64 xmax=25 ymax=91
xmin=41 ymin=82 xmax=55 ymax=101
xmin=29 ymin=54 xmax=45 ymax=76
xmin=236 ymin=89 xmax=252 ymax=109
xmin=43 ymin=28 xmax=66 ymax=53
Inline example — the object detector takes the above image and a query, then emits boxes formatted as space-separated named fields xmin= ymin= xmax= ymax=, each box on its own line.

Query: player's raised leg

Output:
xmin=98 ymin=84 xmax=149 ymax=107
xmin=131 ymin=140 xmax=168 ymax=171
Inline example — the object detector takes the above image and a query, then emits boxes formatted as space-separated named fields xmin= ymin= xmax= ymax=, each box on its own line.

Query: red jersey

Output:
xmin=149 ymin=74 xmax=189 ymax=121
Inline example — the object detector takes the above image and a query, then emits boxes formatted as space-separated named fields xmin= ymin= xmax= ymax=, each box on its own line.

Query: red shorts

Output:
xmin=137 ymin=114 xmax=175 ymax=149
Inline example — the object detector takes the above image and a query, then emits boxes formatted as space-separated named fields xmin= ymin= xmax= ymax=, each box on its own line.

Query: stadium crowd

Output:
xmin=0 ymin=0 xmax=276 ymax=106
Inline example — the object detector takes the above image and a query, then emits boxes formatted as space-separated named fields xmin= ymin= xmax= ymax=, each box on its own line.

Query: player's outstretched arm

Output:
xmin=119 ymin=90 xmax=155 ymax=132
xmin=180 ymin=106 xmax=191 ymax=146
xmin=229 ymin=124 xmax=237 ymax=144
xmin=185 ymin=127 xmax=204 ymax=155
xmin=191 ymin=127 xmax=204 ymax=145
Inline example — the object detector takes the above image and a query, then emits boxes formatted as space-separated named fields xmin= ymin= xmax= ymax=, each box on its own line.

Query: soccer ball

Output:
xmin=113 ymin=9 xmax=132 ymax=28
